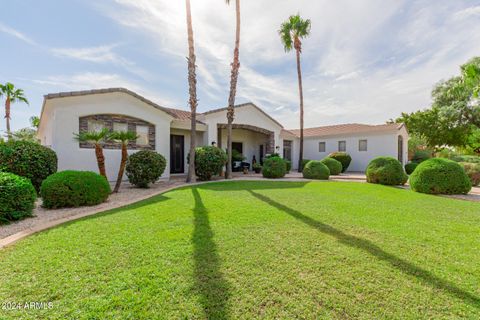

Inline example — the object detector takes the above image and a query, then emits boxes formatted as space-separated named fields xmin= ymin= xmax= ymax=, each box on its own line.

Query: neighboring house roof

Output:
xmin=203 ymin=102 xmax=284 ymax=128
xmin=288 ymin=123 xmax=405 ymax=138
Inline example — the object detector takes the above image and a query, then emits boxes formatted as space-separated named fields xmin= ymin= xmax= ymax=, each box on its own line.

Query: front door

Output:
xmin=170 ymin=135 xmax=185 ymax=174
xmin=259 ymin=144 xmax=264 ymax=165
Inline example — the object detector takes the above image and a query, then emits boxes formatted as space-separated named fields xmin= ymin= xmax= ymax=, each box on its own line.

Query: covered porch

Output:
xmin=216 ymin=123 xmax=275 ymax=169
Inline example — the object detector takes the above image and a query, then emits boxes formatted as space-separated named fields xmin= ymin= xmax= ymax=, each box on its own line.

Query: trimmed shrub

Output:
xmin=320 ymin=158 xmax=342 ymax=175
xmin=328 ymin=152 xmax=352 ymax=172
xmin=195 ymin=146 xmax=227 ymax=181
xmin=262 ymin=156 xmax=287 ymax=178
xmin=0 ymin=172 xmax=36 ymax=223
xmin=451 ymin=155 xmax=480 ymax=164
xmin=410 ymin=158 xmax=471 ymax=195
xmin=303 ymin=160 xmax=330 ymax=180
xmin=0 ymin=140 xmax=57 ymax=192
xmin=285 ymin=160 xmax=292 ymax=173
xmin=40 ymin=171 xmax=110 ymax=209
xmin=460 ymin=162 xmax=480 ymax=186
xmin=366 ymin=157 xmax=408 ymax=186
xmin=412 ymin=150 xmax=431 ymax=163
xmin=126 ymin=150 xmax=166 ymax=188
xmin=301 ymin=159 xmax=311 ymax=171
xmin=405 ymin=162 xmax=418 ymax=175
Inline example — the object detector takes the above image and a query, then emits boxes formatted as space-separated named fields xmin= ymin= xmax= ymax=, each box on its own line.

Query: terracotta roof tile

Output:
xmin=288 ymin=123 xmax=404 ymax=138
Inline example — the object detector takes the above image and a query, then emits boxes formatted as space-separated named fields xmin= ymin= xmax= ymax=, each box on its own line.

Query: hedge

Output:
xmin=0 ymin=140 xmax=57 ymax=192
xmin=195 ymin=146 xmax=227 ymax=181
xmin=40 ymin=171 xmax=111 ymax=209
xmin=327 ymin=152 xmax=352 ymax=172
xmin=366 ymin=157 xmax=408 ymax=186
xmin=410 ymin=158 xmax=471 ymax=195
xmin=460 ymin=162 xmax=480 ymax=187
xmin=262 ymin=156 xmax=287 ymax=178
xmin=126 ymin=150 xmax=166 ymax=188
xmin=301 ymin=159 xmax=311 ymax=171
xmin=303 ymin=160 xmax=330 ymax=180
xmin=404 ymin=162 xmax=418 ymax=175
xmin=321 ymin=158 xmax=342 ymax=175
xmin=0 ymin=172 xmax=37 ymax=223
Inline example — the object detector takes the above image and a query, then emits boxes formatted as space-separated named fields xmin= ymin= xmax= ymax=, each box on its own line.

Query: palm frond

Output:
xmin=109 ymin=130 xmax=138 ymax=143
xmin=279 ymin=14 xmax=311 ymax=52
xmin=74 ymin=128 xmax=110 ymax=143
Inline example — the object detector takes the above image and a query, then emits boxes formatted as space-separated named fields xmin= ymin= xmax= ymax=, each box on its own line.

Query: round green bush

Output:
xmin=366 ymin=157 xmax=408 ymax=186
xmin=405 ymin=162 xmax=418 ymax=175
xmin=40 ymin=171 xmax=111 ymax=209
xmin=262 ymin=156 xmax=287 ymax=178
xmin=0 ymin=140 xmax=57 ymax=192
xmin=0 ymin=172 xmax=36 ymax=223
xmin=410 ymin=158 xmax=471 ymax=194
xmin=126 ymin=150 xmax=166 ymax=188
xmin=301 ymin=159 xmax=311 ymax=171
xmin=320 ymin=157 xmax=342 ymax=175
xmin=195 ymin=146 xmax=227 ymax=181
xmin=303 ymin=160 xmax=330 ymax=180
xmin=459 ymin=162 xmax=480 ymax=187
xmin=328 ymin=152 xmax=352 ymax=173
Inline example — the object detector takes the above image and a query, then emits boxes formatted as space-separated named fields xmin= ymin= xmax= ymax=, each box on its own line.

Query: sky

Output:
xmin=1 ymin=0 xmax=480 ymax=132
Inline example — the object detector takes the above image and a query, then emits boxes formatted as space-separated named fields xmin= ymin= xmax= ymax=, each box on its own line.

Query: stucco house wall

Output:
xmin=38 ymin=92 xmax=173 ymax=181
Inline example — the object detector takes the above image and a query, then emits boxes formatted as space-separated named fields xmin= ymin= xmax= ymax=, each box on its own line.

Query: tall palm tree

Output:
xmin=225 ymin=0 xmax=241 ymax=179
xmin=74 ymin=128 xmax=109 ymax=179
xmin=185 ymin=0 xmax=198 ymax=183
xmin=279 ymin=14 xmax=311 ymax=172
xmin=110 ymin=131 xmax=138 ymax=193
xmin=0 ymin=83 xmax=29 ymax=139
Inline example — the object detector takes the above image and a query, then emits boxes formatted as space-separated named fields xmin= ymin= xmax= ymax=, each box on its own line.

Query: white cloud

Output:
xmin=91 ymin=0 xmax=480 ymax=128
xmin=0 ymin=23 xmax=36 ymax=45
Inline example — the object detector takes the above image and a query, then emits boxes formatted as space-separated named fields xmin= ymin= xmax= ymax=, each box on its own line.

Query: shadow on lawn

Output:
xmin=192 ymin=187 xmax=230 ymax=319
xmin=248 ymin=190 xmax=480 ymax=308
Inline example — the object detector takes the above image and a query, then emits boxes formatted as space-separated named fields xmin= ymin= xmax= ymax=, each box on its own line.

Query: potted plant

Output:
xmin=253 ymin=163 xmax=262 ymax=174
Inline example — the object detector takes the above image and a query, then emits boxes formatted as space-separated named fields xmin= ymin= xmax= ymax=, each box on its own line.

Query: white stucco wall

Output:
xmin=296 ymin=129 xmax=408 ymax=172
xmin=201 ymin=104 xmax=284 ymax=157
xmin=44 ymin=92 xmax=173 ymax=181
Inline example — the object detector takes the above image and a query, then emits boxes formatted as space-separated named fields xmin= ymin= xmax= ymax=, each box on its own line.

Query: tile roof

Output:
xmin=288 ymin=123 xmax=404 ymax=138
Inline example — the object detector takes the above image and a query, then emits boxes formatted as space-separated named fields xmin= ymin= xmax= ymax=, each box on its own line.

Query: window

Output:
xmin=113 ymin=122 xmax=128 ymax=132
xmin=359 ymin=139 xmax=367 ymax=151
xmin=87 ymin=120 xmax=104 ymax=132
xmin=136 ymin=125 xmax=149 ymax=146
xmin=232 ymin=142 xmax=243 ymax=154
xmin=319 ymin=142 xmax=326 ymax=152
xmin=338 ymin=141 xmax=346 ymax=152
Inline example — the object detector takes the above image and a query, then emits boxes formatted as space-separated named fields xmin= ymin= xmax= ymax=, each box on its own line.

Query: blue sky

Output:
xmin=1 ymin=0 xmax=480 ymax=132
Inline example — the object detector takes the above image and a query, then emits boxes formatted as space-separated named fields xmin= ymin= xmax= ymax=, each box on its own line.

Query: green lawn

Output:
xmin=0 ymin=181 xmax=479 ymax=319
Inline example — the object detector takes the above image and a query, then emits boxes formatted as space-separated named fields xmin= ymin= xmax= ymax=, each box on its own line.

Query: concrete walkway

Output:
xmin=1 ymin=173 xmax=478 ymax=249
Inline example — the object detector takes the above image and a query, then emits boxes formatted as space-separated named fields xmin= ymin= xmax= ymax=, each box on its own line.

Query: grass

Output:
xmin=0 ymin=181 xmax=479 ymax=319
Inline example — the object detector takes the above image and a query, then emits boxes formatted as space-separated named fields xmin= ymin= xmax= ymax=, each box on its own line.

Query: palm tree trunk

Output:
xmin=226 ymin=0 xmax=241 ymax=179
xmin=5 ymin=97 xmax=11 ymax=140
xmin=295 ymin=45 xmax=304 ymax=172
xmin=94 ymin=143 xmax=107 ymax=179
xmin=113 ymin=143 xmax=128 ymax=193
xmin=186 ymin=0 xmax=197 ymax=183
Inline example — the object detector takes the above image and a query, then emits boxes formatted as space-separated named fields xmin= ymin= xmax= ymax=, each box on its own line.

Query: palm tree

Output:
xmin=74 ymin=128 xmax=109 ymax=179
xmin=185 ymin=0 xmax=198 ymax=183
xmin=225 ymin=0 xmax=241 ymax=179
xmin=0 ymin=83 xmax=29 ymax=139
xmin=110 ymin=131 xmax=138 ymax=193
xmin=279 ymin=14 xmax=311 ymax=172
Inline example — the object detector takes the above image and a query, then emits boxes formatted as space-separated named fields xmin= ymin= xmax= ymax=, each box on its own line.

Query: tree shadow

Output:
xmin=195 ymin=180 xmax=310 ymax=192
xmin=191 ymin=187 xmax=230 ymax=319
xmin=248 ymin=190 xmax=480 ymax=308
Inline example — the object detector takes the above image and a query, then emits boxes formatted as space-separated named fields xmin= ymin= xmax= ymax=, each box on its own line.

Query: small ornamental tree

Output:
xmin=109 ymin=131 xmax=138 ymax=193
xmin=194 ymin=146 xmax=227 ymax=181
xmin=126 ymin=150 xmax=166 ymax=188
xmin=262 ymin=156 xmax=287 ymax=178
xmin=74 ymin=129 xmax=109 ymax=179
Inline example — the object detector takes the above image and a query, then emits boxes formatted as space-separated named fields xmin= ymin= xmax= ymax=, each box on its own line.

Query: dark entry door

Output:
xmin=170 ymin=135 xmax=185 ymax=174
xmin=259 ymin=144 xmax=264 ymax=165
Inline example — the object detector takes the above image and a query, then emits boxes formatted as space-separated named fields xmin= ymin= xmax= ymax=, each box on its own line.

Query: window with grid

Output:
xmin=338 ymin=141 xmax=346 ymax=152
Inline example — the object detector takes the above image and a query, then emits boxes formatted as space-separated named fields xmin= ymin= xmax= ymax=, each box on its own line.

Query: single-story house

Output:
xmin=37 ymin=88 xmax=408 ymax=180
